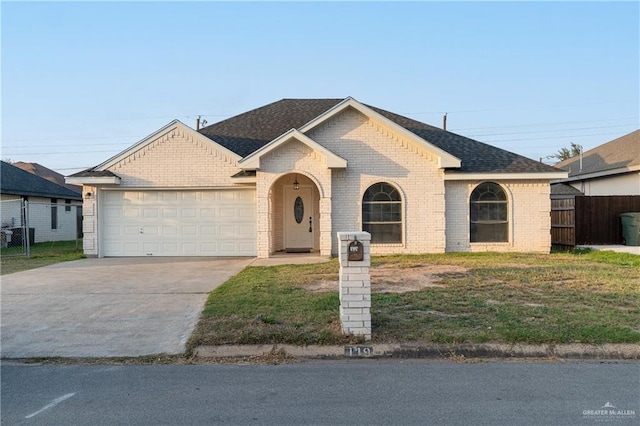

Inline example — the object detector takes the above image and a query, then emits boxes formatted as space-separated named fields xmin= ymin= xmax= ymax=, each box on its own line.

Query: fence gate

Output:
xmin=551 ymin=197 xmax=576 ymax=249
xmin=0 ymin=199 xmax=30 ymax=258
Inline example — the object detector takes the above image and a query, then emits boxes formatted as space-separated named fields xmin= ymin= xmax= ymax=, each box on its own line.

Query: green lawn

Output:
xmin=188 ymin=250 xmax=640 ymax=351
xmin=0 ymin=240 xmax=84 ymax=275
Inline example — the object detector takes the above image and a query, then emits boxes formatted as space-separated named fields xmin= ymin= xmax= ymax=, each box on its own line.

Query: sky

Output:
xmin=2 ymin=1 xmax=639 ymax=175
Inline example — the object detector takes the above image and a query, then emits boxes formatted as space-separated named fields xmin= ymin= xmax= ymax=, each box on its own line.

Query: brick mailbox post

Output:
xmin=337 ymin=232 xmax=371 ymax=341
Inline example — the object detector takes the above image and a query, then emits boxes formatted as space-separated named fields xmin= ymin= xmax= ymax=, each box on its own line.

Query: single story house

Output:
xmin=67 ymin=97 xmax=566 ymax=258
xmin=1 ymin=161 xmax=82 ymax=244
xmin=553 ymin=129 xmax=640 ymax=196
xmin=14 ymin=161 xmax=83 ymax=197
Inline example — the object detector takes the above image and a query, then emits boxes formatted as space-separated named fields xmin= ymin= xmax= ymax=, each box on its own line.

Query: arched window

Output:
xmin=362 ymin=182 xmax=402 ymax=243
xmin=470 ymin=182 xmax=508 ymax=242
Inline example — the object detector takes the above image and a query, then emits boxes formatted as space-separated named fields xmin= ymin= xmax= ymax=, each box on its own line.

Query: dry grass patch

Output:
xmin=188 ymin=250 xmax=640 ymax=351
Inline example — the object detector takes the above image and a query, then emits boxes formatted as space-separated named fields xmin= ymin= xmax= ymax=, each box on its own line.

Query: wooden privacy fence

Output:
xmin=551 ymin=195 xmax=640 ymax=249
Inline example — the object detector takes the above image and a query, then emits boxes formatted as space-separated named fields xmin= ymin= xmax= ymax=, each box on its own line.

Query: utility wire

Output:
xmin=466 ymin=124 xmax=637 ymax=138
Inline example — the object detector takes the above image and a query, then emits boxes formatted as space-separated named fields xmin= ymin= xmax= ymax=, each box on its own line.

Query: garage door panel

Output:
xmin=143 ymin=192 xmax=159 ymax=202
xmin=181 ymin=208 xmax=197 ymax=219
xmin=238 ymin=224 xmax=256 ymax=237
xmin=162 ymin=208 xmax=178 ymax=218
xmin=103 ymin=207 xmax=123 ymax=220
xmin=162 ymin=226 xmax=178 ymax=236
xmin=201 ymin=208 xmax=216 ymax=219
xmin=238 ymin=207 xmax=256 ymax=220
xmin=162 ymin=192 xmax=178 ymax=202
xmin=201 ymin=225 xmax=217 ymax=236
xmin=181 ymin=225 xmax=197 ymax=236
xmin=102 ymin=190 xmax=256 ymax=256
xmin=181 ymin=192 xmax=197 ymax=202
xmin=123 ymin=225 xmax=140 ymax=236
xmin=162 ymin=242 xmax=179 ymax=254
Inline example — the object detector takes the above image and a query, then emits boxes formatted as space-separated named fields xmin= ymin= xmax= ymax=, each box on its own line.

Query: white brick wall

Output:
xmin=109 ymin=127 xmax=241 ymax=188
xmin=445 ymin=180 xmax=551 ymax=253
xmin=82 ymin=186 xmax=98 ymax=256
xmin=307 ymin=108 xmax=446 ymax=256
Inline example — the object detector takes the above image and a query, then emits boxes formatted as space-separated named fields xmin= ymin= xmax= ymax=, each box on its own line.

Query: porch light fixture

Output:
xmin=293 ymin=175 xmax=300 ymax=190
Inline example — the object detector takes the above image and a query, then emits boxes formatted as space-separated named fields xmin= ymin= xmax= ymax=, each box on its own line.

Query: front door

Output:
xmin=284 ymin=187 xmax=314 ymax=252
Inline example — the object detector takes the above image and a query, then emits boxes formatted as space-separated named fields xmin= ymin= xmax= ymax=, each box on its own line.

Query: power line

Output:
xmin=466 ymin=124 xmax=637 ymax=138
xmin=399 ymin=100 xmax=638 ymax=116
xmin=3 ymin=150 xmax=120 ymax=156
xmin=2 ymin=136 xmax=144 ymax=145
xmin=450 ymin=116 xmax=638 ymax=131
xmin=484 ymin=130 xmax=631 ymax=143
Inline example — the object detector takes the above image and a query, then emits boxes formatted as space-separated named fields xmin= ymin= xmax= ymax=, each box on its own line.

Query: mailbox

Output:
xmin=348 ymin=239 xmax=364 ymax=261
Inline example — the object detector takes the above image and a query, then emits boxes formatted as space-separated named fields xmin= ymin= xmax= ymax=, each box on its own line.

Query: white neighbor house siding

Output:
xmin=569 ymin=172 xmax=640 ymax=196
xmin=81 ymin=125 xmax=251 ymax=257
xmin=256 ymin=108 xmax=446 ymax=257
xmin=445 ymin=180 xmax=551 ymax=253
xmin=0 ymin=195 xmax=78 ymax=243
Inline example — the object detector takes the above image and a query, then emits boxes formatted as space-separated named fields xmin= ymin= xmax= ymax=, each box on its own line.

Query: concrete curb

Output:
xmin=194 ymin=343 xmax=640 ymax=360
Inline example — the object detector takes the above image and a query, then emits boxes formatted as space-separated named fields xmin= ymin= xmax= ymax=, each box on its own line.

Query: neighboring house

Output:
xmin=13 ymin=161 xmax=82 ymax=196
xmin=553 ymin=130 xmax=640 ymax=195
xmin=1 ymin=161 xmax=82 ymax=244
xmin=67 ymin=97 xmax=566 ymax=258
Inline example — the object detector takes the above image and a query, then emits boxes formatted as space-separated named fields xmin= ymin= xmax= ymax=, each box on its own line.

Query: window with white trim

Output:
xmin=470 ymin=182 xmax=508 ymax=242
xmin=362 ymin=182 xmax=402 ymax=243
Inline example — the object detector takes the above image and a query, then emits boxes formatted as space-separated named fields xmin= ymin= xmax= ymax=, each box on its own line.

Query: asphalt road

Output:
xmin=1 ymin=360 xmax=638 ymax=425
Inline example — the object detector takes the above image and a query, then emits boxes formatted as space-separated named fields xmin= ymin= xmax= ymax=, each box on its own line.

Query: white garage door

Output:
xmin=101 ymin=190 xmax=256 ymax=256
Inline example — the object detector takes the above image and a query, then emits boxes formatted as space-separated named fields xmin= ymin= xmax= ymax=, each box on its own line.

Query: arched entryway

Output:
xmin=269 ymin=173 xmax=321 ymax=254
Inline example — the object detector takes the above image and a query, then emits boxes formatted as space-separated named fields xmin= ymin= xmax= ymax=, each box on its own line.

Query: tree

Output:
xmin=553 ymin=142 xmax=582 ymax=162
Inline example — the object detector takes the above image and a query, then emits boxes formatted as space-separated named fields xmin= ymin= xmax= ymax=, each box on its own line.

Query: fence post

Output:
xmin=24 ymin=200 xmax=30 ymax=258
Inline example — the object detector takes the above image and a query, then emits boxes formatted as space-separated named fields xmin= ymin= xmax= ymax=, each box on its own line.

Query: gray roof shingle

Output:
xmin=199 ymin=98 xmax=560 ymax=174
xmin=1 ymin=161 xmax=82 ymax=200
xmin=368 ymin=106 xmax=560 ymax=173
xmin=550 ymin=183 xmax=583 ymax=196
xmin=198 ymin=99 xmax=344 ymax=158
xmin=68 ymin=170 xmax=119 ymax=178
xmin=555 ymin=129 xmax=640 ymax=177
xmin=13 ymin=162 xmax=82 ymax=195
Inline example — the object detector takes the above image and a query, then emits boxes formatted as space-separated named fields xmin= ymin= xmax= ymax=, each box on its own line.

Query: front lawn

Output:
xmin=0 ymin=240 xmax=84 ymax=275
xmin=188 ymin=250 xmax=640 ymax=350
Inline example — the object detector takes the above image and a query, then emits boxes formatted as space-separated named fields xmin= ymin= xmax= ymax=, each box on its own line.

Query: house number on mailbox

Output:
xmin=348 ymin=240 xmax=364 ymax=261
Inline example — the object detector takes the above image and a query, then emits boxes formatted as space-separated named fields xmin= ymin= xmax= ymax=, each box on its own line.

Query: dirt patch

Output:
xmin=306 ymin=264 xmax=469 ymax=293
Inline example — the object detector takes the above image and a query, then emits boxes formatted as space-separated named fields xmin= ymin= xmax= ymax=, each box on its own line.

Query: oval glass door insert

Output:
xmin=294 ymin=196 xmax=304 ymax=224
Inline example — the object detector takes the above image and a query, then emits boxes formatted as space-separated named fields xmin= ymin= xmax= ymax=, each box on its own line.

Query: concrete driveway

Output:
xmin=0 ymin=257 xmax=253 ymax=358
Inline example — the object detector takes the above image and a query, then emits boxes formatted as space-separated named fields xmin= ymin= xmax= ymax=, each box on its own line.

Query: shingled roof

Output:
xmin=13 ymin=162 xmax=82 ymax=195
xmin=1 ymin=161 xmax=82 ymax=200
xmin=198 ymin=98 xmax=559 ymax=174
xmin=555 ymin=129 xmax=640 ymax=178
xmin=198 ymin=99 xmax=344 ymax=158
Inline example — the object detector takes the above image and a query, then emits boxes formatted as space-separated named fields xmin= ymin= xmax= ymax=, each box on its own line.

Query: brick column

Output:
xmin=337 ymin=232 xmax=371 ymax=340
